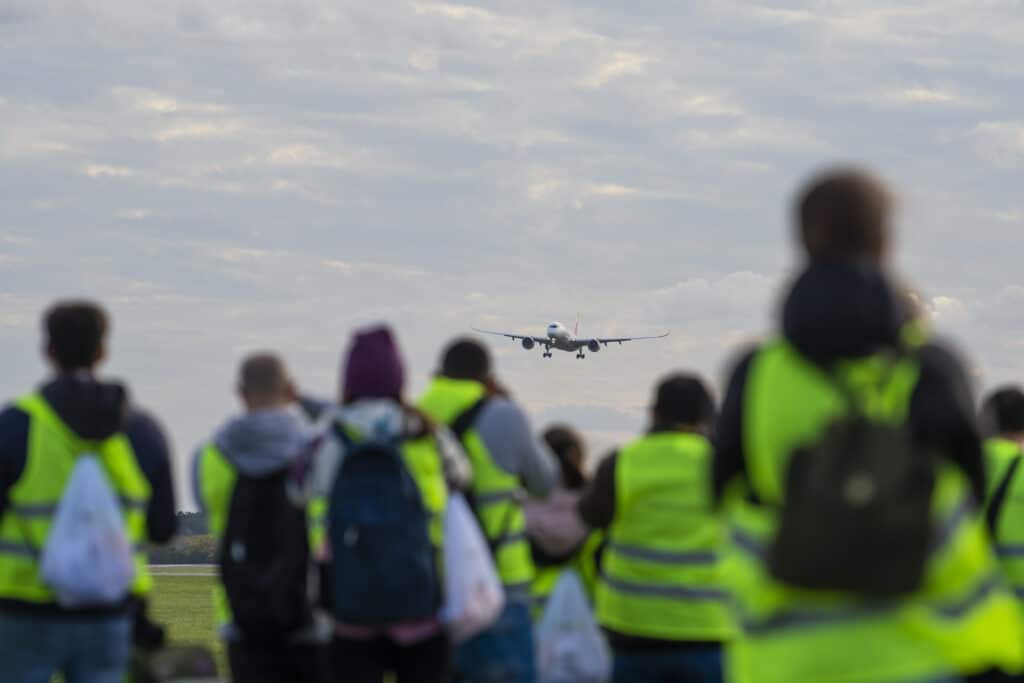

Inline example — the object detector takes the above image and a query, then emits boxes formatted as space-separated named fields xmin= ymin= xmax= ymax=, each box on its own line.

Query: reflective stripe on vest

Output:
xmin=985 ymin=438 xmax=1024 ymax=599
xmin=0 ymin=392 xmax=153 ymax=603
xmin=726 ymin=341 xmax=1024 ymax=683
xmin=596 ymin=432 xmax=733 ymax=642
xmin=419 ymin=378 xmax=534 ymax=592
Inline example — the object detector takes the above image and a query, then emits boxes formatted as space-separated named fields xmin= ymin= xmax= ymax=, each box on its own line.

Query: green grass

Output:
xmin=149 ymin=571 xmax=227 ymax=675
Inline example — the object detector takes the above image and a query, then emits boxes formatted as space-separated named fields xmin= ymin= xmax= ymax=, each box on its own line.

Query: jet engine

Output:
xmin=522 ymin=338 xmax=535 ymax=350
xmin=588 ymin=340 xmax=601 ymax=353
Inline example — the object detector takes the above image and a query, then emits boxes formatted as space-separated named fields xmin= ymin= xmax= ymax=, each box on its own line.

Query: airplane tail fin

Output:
xmin=574 ymin=313 xmax=579 ymax=338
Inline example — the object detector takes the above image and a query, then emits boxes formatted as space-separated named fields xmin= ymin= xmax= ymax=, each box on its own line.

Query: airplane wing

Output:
xmin=581 ymin=331 xmax=671 ymax=346
xmin=472 ymin=327 xmax=550 ymax=345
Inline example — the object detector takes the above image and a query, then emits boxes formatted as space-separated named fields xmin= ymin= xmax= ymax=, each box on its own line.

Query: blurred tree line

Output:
xmin=147 ymin=511 xmax=215 ymax=564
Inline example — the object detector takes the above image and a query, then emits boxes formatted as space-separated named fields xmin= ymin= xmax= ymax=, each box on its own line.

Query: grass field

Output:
xmin=148 ymin=568 xmax=226 ymax=675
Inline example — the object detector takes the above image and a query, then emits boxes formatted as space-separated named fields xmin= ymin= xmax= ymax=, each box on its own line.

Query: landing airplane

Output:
xmin=472 ymin=319 xmax=669 ymax=359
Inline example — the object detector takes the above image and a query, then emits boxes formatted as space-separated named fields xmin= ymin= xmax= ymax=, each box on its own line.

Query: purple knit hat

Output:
xmin=341 ymin=326 xmax=405 ymax=403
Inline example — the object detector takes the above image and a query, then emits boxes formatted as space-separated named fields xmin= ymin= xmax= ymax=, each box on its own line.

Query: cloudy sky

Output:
xmin=2 ymin=1 xmax=1023 ymax=508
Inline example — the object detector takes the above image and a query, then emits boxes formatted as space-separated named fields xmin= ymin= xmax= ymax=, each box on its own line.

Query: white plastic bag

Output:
xmin=439 ymin=493 xmax=505 ymax=643
xmin=535 ymin=571 xmax=611 ymax=683
xmin=40 ymin=454 xmax=136 ymax=607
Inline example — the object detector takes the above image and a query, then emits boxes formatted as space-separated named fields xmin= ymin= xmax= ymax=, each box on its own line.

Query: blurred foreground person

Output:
xmin=195 ymin=353 xmax=327 ymax=683
xmin=419 ymin=338 xmax=557 ymax=683
xmin=0 ymin=301 xmax=176 ymax=683
xmin=579 ymin=374 xmax=732 ymax=683
xmin=294 ymin=326 xmax=469 ymax=683
xmin=526 ymin=424 xmax=601 ymax=615
xmin=981 ymin=386 xmax=1024 ymax=670
xmin=714 ymin=168 xmax=1024 ymax=683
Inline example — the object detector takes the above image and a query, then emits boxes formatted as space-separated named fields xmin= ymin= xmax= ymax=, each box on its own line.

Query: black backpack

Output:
xmin=218 ymin=468 xmax=312 ymax=643
xmin=767 ymin=358 xmax=937 ymax=597
xmin=328 ymin=429 xmax=441 ymax=624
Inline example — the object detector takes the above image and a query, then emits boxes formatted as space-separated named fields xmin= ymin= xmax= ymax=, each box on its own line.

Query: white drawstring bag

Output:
xmin=40 ymin=454 xmax=136 ymax=607
xmin=439 ymin=493 xmax=505 ymax=643
xmin=535 ymin=570 xmax=611 ymax=683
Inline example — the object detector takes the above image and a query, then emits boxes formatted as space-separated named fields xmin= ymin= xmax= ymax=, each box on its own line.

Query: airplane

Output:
xmin=472 ymin=318 xmax=670 ymax=359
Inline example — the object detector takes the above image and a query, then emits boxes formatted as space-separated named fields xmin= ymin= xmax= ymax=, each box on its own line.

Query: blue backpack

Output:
xmin=327 ymin=427 xmax=441 ymax=624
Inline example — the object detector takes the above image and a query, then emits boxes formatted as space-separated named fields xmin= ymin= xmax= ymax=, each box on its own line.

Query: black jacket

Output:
xmin=713 ymin=262 xmax=985 ymax=504
xmin=0 ymin=376 xmax=177 ymax=613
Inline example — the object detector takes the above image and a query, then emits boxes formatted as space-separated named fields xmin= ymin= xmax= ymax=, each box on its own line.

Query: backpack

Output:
xmin=767 ymin=356 xmax=937 ymax=597
xmin=40 ymin=453 xmax=136 ymax=607
xmin=328 ymin=428 xmax=441 ymax=624
xmin=219 ymin=468 xmax=312 ymax=643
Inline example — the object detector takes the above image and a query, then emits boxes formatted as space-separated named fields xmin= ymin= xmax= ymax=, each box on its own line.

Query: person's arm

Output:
xmin=910 ymin=341 xmax=986 ymax=502
xmin=475 ymin=399 xmax=557 ymax=498
xmin=577 ymin=451 xmax=618 ymax=529
xmin=713 ymin=349 xmax=756 ymax=504
xmin=0 ymin=406 xmax=29 ymax=518
xmin=124 ymin=411 xmax=177 ymax=544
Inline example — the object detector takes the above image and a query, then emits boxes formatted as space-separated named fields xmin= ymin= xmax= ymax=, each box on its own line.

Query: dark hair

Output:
xmin=542 ymin=425 xmax=586 ymax=490
xmin=981 ymin=386 xmax=1024 ymax=436
xmin=653 ymin=373 xmax=715 ymax=429
xmin=440 ymin=338 xmax=491 ymax=382
xmin=796 ymin=167 xmax=892 ymax=263
xmin=44 ymin=301 xmax=109 ymax=371
xmin=239 ymin=352 xmax=290 ymax=399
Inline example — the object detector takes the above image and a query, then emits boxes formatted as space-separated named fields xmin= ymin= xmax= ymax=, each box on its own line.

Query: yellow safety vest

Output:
xmin=724 ymin=341 xmax=1024 ymax=683
xmin=596 ymin=432 xmax=733 ymax=642
xmin=0 ymin=392 xmax=153 ymax=603
xmin=985 ymin=438 xmax=1024 ymax=602
xmin=419 ymin=378 xmax=534 ymax=594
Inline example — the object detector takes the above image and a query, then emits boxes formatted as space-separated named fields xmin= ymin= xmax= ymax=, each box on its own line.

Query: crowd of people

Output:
xmin=2 ymin=166 xmax=1024 ymax=683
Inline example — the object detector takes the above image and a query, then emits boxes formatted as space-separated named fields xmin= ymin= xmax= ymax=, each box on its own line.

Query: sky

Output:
xmin=2 ymin=1 xmax=1024 ymax=509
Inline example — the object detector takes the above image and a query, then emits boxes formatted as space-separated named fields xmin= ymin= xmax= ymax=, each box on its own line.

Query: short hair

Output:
xmin=542 ymin=424 xmax=586 ymax=490
xmin=796 ymin=167 xmax=893 ymax=263
xmin=440 ymin=338 xmax=491 ymax=382
xmin=652 ymin=373 xmax=715 ymax=428
xmin=981 ymin=386 xmax=1024 ymax=435
xmin=238 ymin=352 xmax=290 ymax=399
xmin=44 ymin=301 xmax=109 ymax=371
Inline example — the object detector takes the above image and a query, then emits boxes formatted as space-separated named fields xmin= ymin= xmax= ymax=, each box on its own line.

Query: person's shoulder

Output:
xmin=123 ymin=406 xmax=172 ymax=460
xmin=0 ymin=403 xmax=29 ymax=448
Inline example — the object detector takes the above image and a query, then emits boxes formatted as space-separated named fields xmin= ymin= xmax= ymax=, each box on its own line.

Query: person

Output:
xmin=419 ymin=338 xmax=557 ymax=683
xmin=0 ymin=300 xmax=177 ymax=683
xmin=194 ymin=353 xmax=328 ymax=683
xmin=526 ymin=424 xmax=600 ymax=616
xmin=714 ymin=168 xmax=1024 ymax=683
xmin=981 ymin=387 xmax=1024 ymax=623
xmin=293 ymin=326 xmax=469 ymax=683
xmin=577 ymin=374 xmax=732 ymax=683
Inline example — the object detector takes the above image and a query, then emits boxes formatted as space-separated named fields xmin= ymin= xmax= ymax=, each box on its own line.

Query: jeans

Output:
xmin=612 ymin=645 xmax=723 ymax=683
xmin=228 ymin=640 xmax=329 ymax=683
xmin=0 ymin=612 xmax=132 ymax=683
xmin=454 ymin=601 xmax=535 ymax=683
xmin=333 ymin=632 xmax=449 ymax=683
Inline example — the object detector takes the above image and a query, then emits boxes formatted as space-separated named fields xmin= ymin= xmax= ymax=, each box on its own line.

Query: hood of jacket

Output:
xmin=41 ymin=375 xmax=129 ymax=441
xmin=782 ymin=261 xmax=910 ymax=364
xmin=214 ymin=406 xmax=314 ymax=476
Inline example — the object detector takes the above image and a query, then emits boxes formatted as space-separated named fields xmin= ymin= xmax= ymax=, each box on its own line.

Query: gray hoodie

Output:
xmin=193 ymin=406 xmax=314 ymax=511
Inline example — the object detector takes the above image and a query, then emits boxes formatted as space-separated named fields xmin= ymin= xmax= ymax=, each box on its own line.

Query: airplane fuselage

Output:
xmin=546 ymin=322 xmax=576 ymax=351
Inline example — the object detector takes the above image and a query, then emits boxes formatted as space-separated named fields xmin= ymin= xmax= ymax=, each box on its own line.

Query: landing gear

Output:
xmin=543 ymin=349 xmax=552 ymax=358
xmin=576 ymin=353 xmax=586 ymax=359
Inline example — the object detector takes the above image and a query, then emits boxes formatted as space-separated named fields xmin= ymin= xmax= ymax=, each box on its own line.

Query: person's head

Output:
xmin=43 ymin=300 xmax=109 ymax=374
xmin=342 ymin=325 xmax=405 ymax=404
xmin=795 ymin=167 xmax=894 ymax=265
xmin=439 ymin=338 xmax=491 ymax=384
xmin=542 ymin=424 xmax=587 ymax=490
xmin=980 ymin=386 xmax=1024 ymax=441
xmin=651 ymin=373 xmax=715 ymax=435
xmin=237 ymin=352 xmax=296 ymax=411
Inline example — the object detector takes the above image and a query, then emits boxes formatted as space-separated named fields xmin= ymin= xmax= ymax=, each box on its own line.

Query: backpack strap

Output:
xmin=450 ymin=398 xmax=490 ymax=441
xmin=987 ymin=454 xmax=1023 ymax=534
